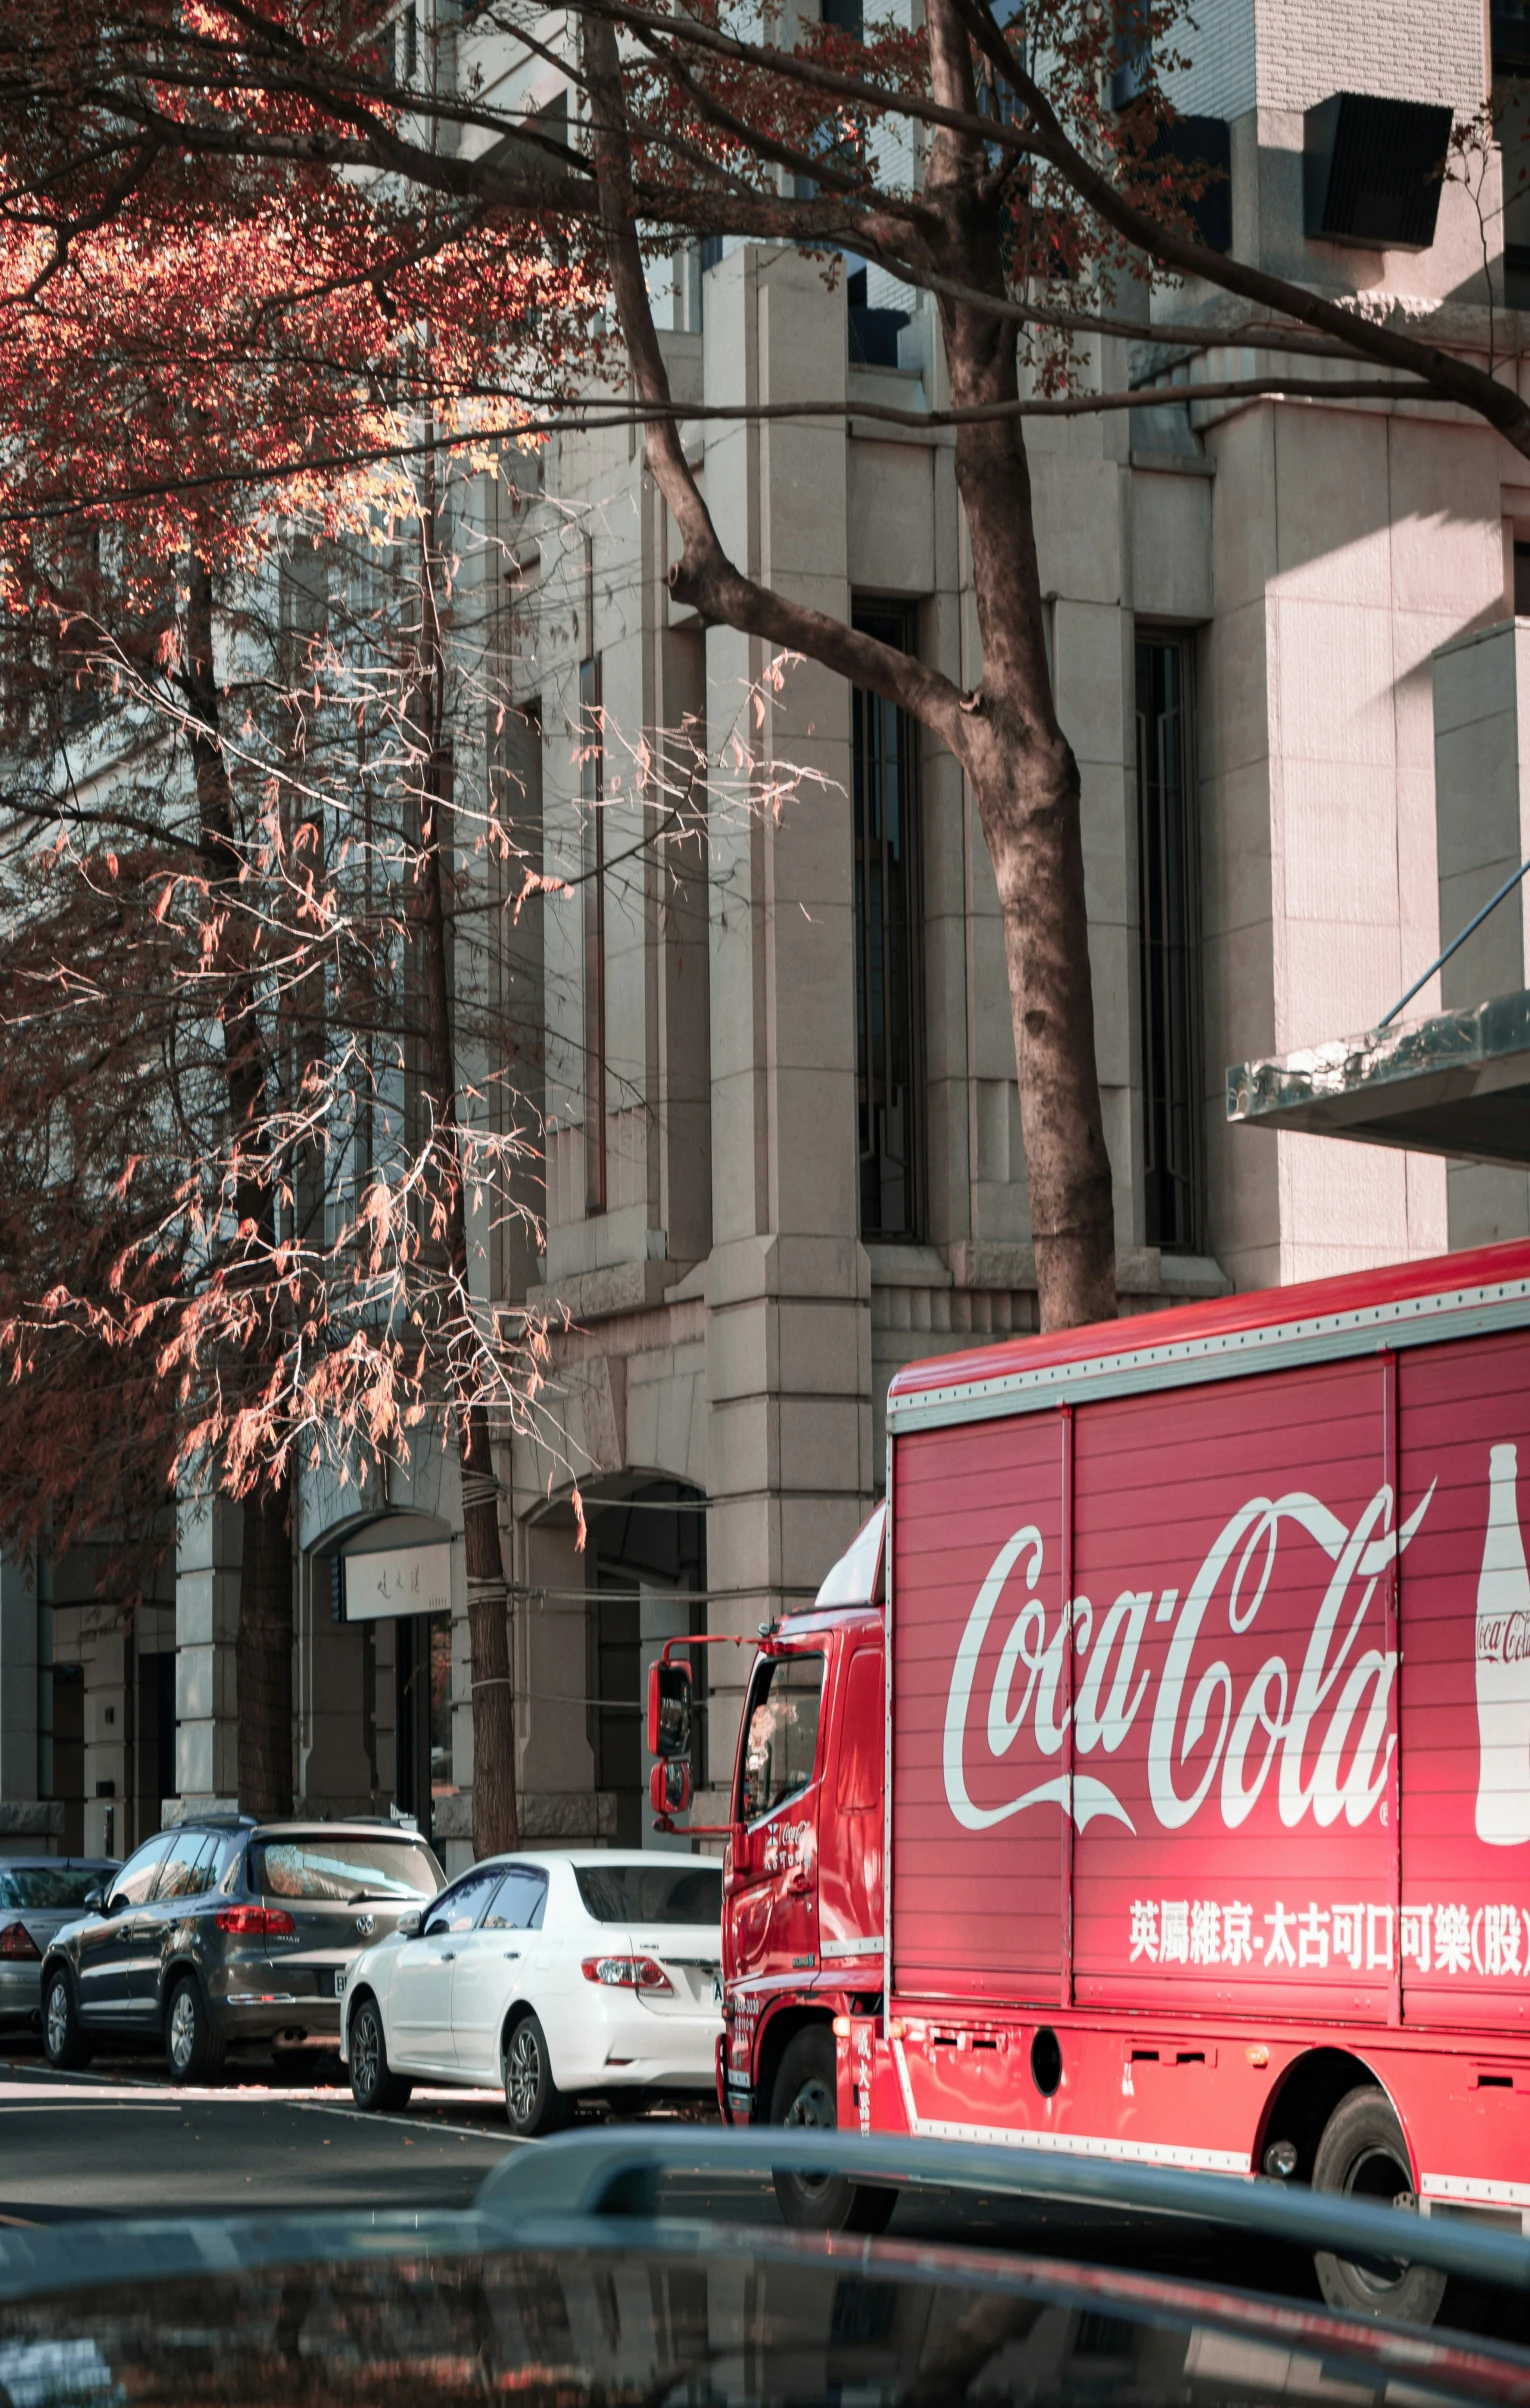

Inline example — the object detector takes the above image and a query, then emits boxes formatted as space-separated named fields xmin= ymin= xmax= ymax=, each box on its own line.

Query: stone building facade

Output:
xmin=4 ymin=0 xmax=1527 ymax=1867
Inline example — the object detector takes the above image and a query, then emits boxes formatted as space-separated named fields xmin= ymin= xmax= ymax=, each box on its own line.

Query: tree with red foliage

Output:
xmin=0 ymin=488 xmax=563 ymax=1833
xmin=0 ymin=447 xmax=780 ymax=1845
xmin=8 ymin=4 xmax=1526 ymax=1336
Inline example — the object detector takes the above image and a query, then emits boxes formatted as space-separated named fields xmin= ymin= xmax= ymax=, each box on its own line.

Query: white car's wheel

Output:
xmin=503 ymin=2012 xmax=570 ymax=2138
xmin=349 ymin=1996 xmax=413 ymax=2113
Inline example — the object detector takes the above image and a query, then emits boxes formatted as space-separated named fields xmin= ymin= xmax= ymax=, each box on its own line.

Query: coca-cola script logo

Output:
xmin=942 ymin=1481 xmax=1434 ymax=1838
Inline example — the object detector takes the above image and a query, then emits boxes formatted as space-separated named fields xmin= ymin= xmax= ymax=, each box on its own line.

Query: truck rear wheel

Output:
xmin=768 ymin=2027 xmax=895 ymax=2235
xmin=1311 ymin=2085 xmax=1445 ymax=2325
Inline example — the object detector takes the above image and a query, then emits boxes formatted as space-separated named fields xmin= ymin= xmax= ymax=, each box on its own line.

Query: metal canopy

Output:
xmin=1227 ymin=989 xmax=1530 ymax=1166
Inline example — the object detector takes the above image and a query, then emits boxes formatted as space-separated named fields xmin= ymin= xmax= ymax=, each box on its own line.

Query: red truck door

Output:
xmin=727 ymin=1646 xmax=828 ymax=1982
xmin=818 ymin=1643 xmax=884 ymax=1963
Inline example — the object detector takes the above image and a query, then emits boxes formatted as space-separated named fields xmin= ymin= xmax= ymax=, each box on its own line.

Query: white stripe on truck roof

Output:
xmin=886 ymin=1269 xmax=1530 ymax=1435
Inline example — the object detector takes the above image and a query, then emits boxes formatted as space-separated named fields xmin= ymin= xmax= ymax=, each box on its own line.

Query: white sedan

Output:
xmin=338 ymin=1849 xmax=723 ymax=2134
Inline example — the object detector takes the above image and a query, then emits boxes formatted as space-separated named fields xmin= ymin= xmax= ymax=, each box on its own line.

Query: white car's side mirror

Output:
xmin=396 ymin=1908 xmax=423 ymax=1939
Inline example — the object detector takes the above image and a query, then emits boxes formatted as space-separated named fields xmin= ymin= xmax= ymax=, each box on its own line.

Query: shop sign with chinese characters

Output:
xmin=342 ymin=1542 xmax=452 ymax=1623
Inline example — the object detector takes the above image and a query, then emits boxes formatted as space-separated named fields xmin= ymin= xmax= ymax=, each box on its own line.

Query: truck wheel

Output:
xmin=1311 ymin=2085 xmax=1445 ymax=2325
xmin=769 ymin=2027 xmax=894 ymax=2235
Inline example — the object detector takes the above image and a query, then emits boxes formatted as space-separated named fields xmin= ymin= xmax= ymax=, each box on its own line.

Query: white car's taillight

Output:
xmin=580 ymin=1954 xmax=674 ymax=1994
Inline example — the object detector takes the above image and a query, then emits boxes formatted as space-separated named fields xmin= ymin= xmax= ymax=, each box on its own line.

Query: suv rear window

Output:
xmin=0 ymin=1867 xmax=104 ymax=1911
xmin=575 ymin=1863 xmax=722 ymax=1927
xmin=253 ymin=1837 xmax=442 ymax=1904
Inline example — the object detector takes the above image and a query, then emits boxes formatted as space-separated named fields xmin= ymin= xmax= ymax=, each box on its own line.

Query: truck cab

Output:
xmin=721 ymin=1598 xmax=884 ymax=2119
xmin=647 ymin=1505 xmax=888 ymax=2219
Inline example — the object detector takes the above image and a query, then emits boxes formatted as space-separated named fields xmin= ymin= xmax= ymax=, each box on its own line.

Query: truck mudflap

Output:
xmin=835 ymin=2015 xmax=910 ymax=2138
xmin=718 ymin=2034 xmax=755 ymax=2124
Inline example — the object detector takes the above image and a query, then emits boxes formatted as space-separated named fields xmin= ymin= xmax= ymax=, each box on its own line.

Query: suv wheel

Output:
xmin=349 ymin=1997 xmax=412 ymax=2112
xmin=503 ymin=2012 xmax=569 ymax=2138
xmin=1312 ymin=2084 xmax=1445 ymax=2325
xmin=165 ymin=1975 xmax=225 ymax=2085
xmin=769 ymin=2027 xmax=894 ymax=2235
xmin=42 ymin=1966 xmax=91 ymax=2072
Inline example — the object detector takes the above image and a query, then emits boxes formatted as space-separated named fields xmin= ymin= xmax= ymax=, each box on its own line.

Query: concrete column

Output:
xmin=174 ymin=1490 xmax=241 ymax=1810
xmin=1433 ymin=618 xmax=1530 ymax=1244
xmin=698 ymin=248 xmax=874 ymax=1805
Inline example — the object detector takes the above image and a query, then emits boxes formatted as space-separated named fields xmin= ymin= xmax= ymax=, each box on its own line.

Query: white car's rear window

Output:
xmin=575 ymin=1864 xmax=721 ymax=1926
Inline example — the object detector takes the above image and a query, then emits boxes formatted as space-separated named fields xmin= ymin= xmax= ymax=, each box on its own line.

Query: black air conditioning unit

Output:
xmin=1149 ymin=115 xmax=1232 ymax=252
xmin=1304 ymin=92 xmax=1453 ymax=250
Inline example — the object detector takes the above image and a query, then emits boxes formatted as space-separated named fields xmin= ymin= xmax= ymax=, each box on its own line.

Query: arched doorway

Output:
xmin=583 ymin=1479 xmax=707 ymax=1849
xmin=307 ymin=1511 xmax=459 ymax=1848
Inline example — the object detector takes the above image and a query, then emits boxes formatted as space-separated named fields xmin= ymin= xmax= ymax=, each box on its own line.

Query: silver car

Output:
xmin=0 ymin=1857 xmax=119 ymax=2027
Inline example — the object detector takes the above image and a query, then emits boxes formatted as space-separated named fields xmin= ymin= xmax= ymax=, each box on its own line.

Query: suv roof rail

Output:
xmin=176 ymin=1813 xmax=255 ymax=1831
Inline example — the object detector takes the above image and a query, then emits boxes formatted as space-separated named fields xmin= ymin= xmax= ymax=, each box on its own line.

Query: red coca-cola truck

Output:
xmin=649 ymin=1235 xmax=1530 ymax=2317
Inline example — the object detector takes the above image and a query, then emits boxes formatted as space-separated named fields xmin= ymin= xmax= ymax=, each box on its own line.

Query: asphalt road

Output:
xmin=0 ymin=2041 xmax=771 ymax=2229
xmin=0 ymin=2044 xmax=1346 ymax=2319
xmin=0 ymin=2045 xmax=521 ymax=2222
xmin=0 ymin=2041 xmax=1303 ymax=2282
xmin=3 ymin=2050 xmax=1527 ymax=2354
xmin=3 ymin=2047 xmax=1504 ymax=2333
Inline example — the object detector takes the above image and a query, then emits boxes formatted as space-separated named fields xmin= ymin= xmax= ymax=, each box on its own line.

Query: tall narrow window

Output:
xmin=852 ymin=608 xmax=922 ymax=1239
xmin=1135 ymin=635 xmax=1202 ymax=1252
xmin=580 ymin=655 xmax=607 ymax=1214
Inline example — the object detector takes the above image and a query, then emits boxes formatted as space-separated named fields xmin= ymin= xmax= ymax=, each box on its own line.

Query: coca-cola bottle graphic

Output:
xmin=1476 ymin=1442 xmax=1530 ymax=1845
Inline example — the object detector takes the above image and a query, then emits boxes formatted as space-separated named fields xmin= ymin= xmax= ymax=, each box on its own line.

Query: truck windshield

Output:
xmin=738 ymin=1653 xmax=824 ymax=1823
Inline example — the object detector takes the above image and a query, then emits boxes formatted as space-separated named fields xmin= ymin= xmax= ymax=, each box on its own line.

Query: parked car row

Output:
xmin=33 ymin=1818 xmax=443 ymax=2080
xmin=0 ymin=1831 xmax=725 ymax=2128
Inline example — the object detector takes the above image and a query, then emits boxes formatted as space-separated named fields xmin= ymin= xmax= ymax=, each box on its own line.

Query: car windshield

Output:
xmin=0 ymin=2229 xmax=1517 ymax=2408
xmin=0 ymin=1866 xmax=104 ymax=1911
xmin=575 ymin=1863 xmax=722 ymax=1926
xmin=253 ymin=1837 xmax=442 ymax=1904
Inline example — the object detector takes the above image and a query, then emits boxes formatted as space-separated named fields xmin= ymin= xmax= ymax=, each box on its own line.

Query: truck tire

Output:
xmin=1311 ymin=2085 xmax=1445 ymax=2325
xmin=768 ymin=2026 xmax=895 ymax=2235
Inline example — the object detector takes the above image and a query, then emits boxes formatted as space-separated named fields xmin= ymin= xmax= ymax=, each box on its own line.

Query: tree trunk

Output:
xmin=921 ymin=0 xmax=1116 ymax=1329
xmin=461 ymin=1399 xmax=518 ymax=1854
xmin=582 ymin=2 xmax=1116 ymax=1332
xmin=185 ymin=561 xmax=294 ymax=1810
xmin=412 ymin=519 xmax=520 ymax=1858
xmin=238 ymin=1467 xmax=294 ymax=1817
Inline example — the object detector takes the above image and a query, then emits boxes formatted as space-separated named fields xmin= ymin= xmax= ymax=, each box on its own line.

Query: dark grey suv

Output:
xmin=39 ymin=1815 xmax=445 ymax=2082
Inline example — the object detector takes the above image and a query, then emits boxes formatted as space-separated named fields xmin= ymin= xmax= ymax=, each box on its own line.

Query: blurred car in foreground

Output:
xmin=0 ymin=1858 xmax=117 ymax=2028
xmin=40 ymin=1815 xmax=443 ymax=2081
xmin=340 ymin=1849 xmax=722 ymax=2132
xmin=0 ymin=2128 xmax=1526 ymax=2408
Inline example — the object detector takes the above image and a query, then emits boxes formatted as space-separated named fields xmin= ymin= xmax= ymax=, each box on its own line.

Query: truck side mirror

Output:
xmin=647 ymin=1658 xmax=692 ymax=1758
xmin=650 ymin=1758 xmax=692 ymax=1817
